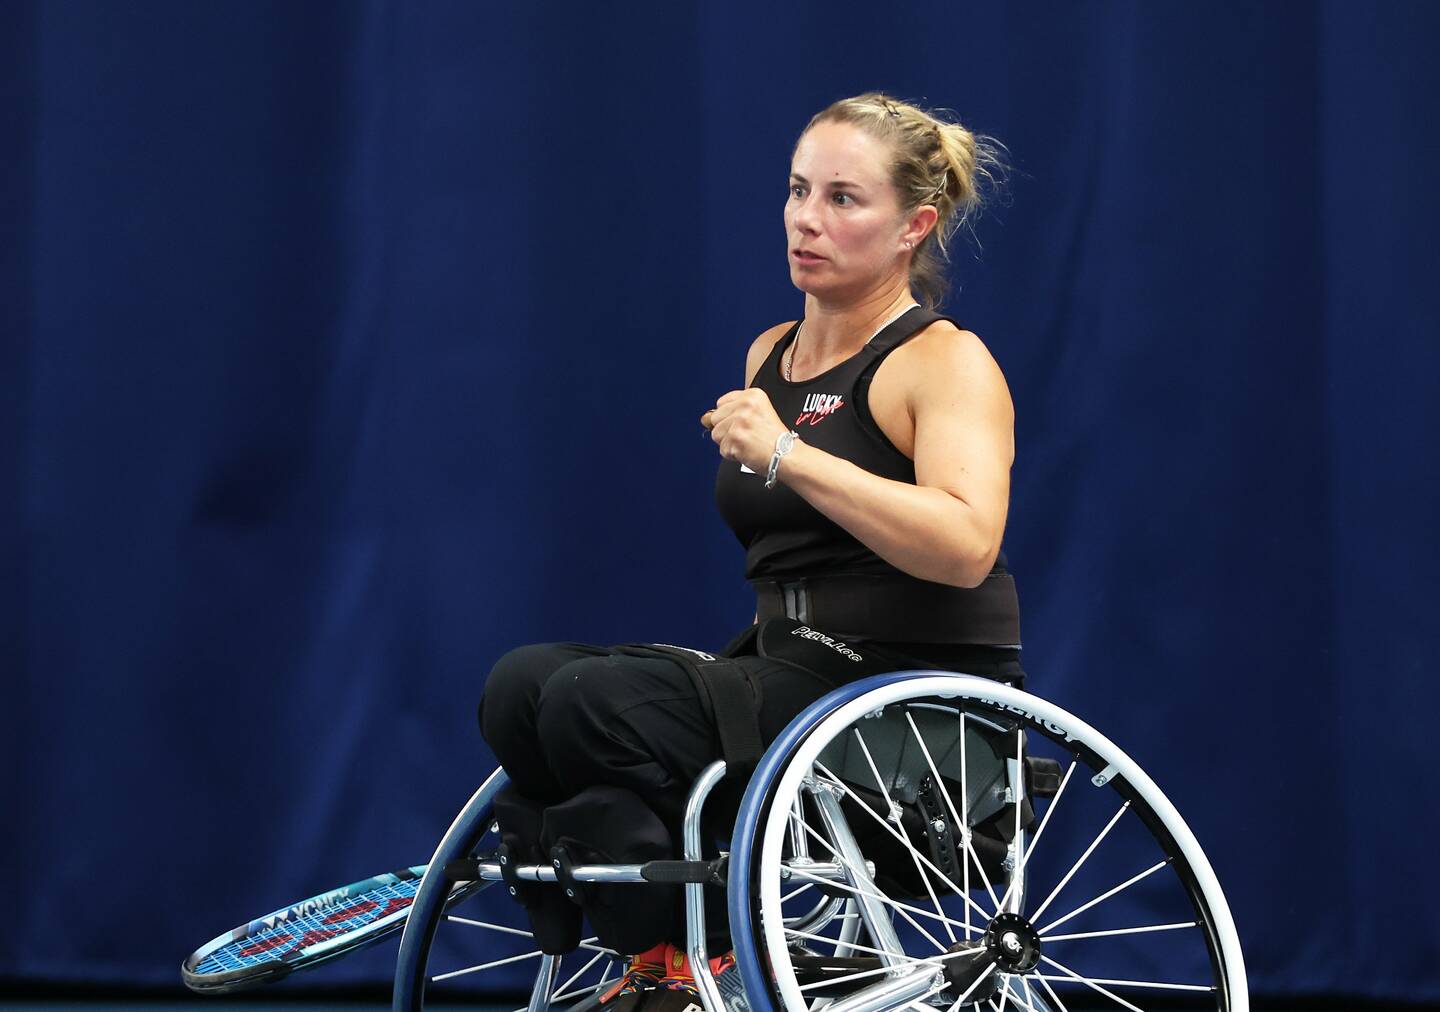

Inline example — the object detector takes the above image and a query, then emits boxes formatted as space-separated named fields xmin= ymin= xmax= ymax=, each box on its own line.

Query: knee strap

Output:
xmin=541 ymin=785 xmax=678 ymax=955
xmin=611 ymin=644 xmax=764 ymax=778
xmin=491 ymin=785 xmax=583 ymax=954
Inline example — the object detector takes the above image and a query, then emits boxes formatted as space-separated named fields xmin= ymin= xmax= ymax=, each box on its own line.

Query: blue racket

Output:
xmin=182 ymin=864 xmax=481 ymax=994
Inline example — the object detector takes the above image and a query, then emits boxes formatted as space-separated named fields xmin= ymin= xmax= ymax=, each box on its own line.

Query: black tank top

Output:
xmin=714 ymin=306 xmax=1021 ymax=646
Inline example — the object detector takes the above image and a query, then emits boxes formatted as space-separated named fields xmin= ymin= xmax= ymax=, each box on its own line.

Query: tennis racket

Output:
xmin=181 ymin=864 xmax=481 ymax=994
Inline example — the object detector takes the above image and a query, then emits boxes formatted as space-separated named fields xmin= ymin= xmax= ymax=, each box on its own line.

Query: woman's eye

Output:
xmin=833 ymin=192 xmax=853 ymax=206
xmin=789 ymin=184 xmax=805 ymax=199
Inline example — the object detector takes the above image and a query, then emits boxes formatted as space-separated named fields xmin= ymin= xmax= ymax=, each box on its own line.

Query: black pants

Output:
xmin=477 ymin=637 xmax=1023 ymax=953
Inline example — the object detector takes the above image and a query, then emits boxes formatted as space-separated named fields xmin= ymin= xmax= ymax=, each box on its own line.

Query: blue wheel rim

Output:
xmin=727 ymin=672 xmax=931 ymax=1012
xmin=392 ymin=768 xmax=510 ymax=1011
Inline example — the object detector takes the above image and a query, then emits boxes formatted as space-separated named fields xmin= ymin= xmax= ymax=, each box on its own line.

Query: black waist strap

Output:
xmin=752 ymin=572 xmax=1021 ymax=645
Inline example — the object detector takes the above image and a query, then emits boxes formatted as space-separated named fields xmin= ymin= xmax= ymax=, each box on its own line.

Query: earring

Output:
xmin=904 ymin=241 xmax=913 ymax=249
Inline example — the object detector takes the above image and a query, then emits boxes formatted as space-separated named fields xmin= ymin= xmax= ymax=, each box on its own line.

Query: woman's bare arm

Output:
xmin=707 ymin=325 xmax=1012 ymax=589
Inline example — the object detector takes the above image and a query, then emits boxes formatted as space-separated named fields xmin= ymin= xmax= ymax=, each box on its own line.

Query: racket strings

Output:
xmin=193 ymin=877 xmax=422 ymax=975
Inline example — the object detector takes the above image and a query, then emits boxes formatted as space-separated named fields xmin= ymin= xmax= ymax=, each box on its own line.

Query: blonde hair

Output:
xmin=800 ymin=92 xmax=1008 ymax=309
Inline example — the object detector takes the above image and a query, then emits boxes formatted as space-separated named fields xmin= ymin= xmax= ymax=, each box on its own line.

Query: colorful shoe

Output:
xmin=600 ymin=942 xmax=668 ymax=1005
xmin=656 ymin=944 xmax=737 ymax=993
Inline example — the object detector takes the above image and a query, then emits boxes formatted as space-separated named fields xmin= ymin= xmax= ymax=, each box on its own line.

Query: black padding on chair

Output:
xmin=493 ymin=785 xmax=583 ymax=954
xmin=541 ymin=785 xmax=678 ymax=956
xmin=1025 ymin=756 xmax=1064 ymax=798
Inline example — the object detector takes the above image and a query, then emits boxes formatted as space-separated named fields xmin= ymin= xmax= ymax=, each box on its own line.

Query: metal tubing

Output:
xmin=683 ymin=761 xmax=730 ymax=1012
xmin=787 ymin=796 xmax=811 ymax=862
xmin=525 ymin=953 xmax=559 ymax=1012
xmin=1005 ymin=755 xmax=1028 ymax=915
xmin=817 ymin=966 xmax=942 ymax=1012
xmin=808 ymin=784 xmax=908 ymax=968
xmin=472 ymin=858 xmax=857 ymax=886
xmin=783 ymin=893 xmax=846 ymax=935
xmin=835 ymin=897 xmax=861 ymax=958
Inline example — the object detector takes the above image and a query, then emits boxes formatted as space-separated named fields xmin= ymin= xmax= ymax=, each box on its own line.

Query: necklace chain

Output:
xmin=784 ymin=302 xmax=919 ymax=382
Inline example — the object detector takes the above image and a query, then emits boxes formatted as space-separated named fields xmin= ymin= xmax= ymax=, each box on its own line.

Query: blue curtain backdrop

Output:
xmin=3 ymin=0 xmax=1437 ymax=1000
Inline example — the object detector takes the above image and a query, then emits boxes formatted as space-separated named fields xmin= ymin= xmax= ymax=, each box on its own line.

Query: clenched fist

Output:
xmin=701 ymin=388 xmax=793 ymax=475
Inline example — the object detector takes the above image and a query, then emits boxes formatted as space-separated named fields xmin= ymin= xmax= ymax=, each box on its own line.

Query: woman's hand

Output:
xmin=701 ymin=389 xmax=792 ymax=475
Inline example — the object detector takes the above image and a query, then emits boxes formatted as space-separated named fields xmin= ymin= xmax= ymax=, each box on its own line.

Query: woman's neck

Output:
xmin=799 ymin=282 xmax=918 ymax=360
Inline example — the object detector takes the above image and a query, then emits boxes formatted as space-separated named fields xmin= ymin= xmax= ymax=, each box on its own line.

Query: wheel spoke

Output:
xmin=1035 ymin=859 xmax=1169 ymax=936
xmin=1015 ymin=975 xmax=1044 ymax=1012
xmin=785 ymin=926 xmax=947 ymax=963
xmin=555 ymin=949 xmax=609 ymax=997
xmin=432 ymin=947 xmax=548 ymax=981
xmin=797 ymin=955 xmax=952 ymax=993
xmin=905 ymin=711 xmax=1004 ymax=913
xmin=852 ymin=727 xmax=900 ymax=814
xmin=797 ymin=810 xmax=947 ymax=951
xmin=959 ymin=708 xmax=971 ymax=939
xmin=1029 ymin=802 xmax=1131 ymax=923
xmin=1037 ymin=961 xmax=1213 ymax=993
xmin=903 ymin=979 xmax=954 ymax=1010
xmin=1034 ymin=955 xmax=1145 ymax=1012
xmin=431 ymin=934 xmax=612 ymax=984
xmin=444 ymin=915 xmax=533 ymax=937
xmin=509 ymin=955 xmax=620 ymax=1012
xmin=996 ymin=761 xmax=1076 ymax=918
xmin=781 ymin=882 xmax=814 ymax=903
xmin=787 ymin=837 xmax=951 ymax=951
xmin=793 ymin=813 xmax=985 ymax=939
xmin=748 ymin=683 xmax=1238 ymax=1012
xmin=1034 ymin=969 xmax=1072 ymax=1012
xmin=790 ymin=796 xmax=811 ymax=861
xmin=855 ymin=728 xmax=957 ymax=945
xmin=552 ymin=977 xmax=615 ymax=1003
xmin=1012 ymin=731 xmax=1025 ymax=915
xmin=1002 ymin=978 xmax=1027 ymax=1012
xmin=1042 ymin=921 xmax=1197 ymax=943
xmin=813 ymin=760 xmax=995 ymax=928
xmin=992 ymin=975 xmax=1011 ymax=1011
xmin=950 ymin=961 xmax=997 ymax=1008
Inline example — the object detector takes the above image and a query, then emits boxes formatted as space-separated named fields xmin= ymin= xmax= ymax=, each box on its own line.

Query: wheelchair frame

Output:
xmin=393 ymin=671 xmax=1249 ymax=1012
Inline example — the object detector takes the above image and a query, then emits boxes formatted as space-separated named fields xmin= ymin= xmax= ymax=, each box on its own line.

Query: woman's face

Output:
xmin=786 ymin=120 xmax=910 ymax=300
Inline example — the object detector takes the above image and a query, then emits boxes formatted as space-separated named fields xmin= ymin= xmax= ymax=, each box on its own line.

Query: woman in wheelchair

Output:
xmin=478 ymin=92 xmax=1021 ymax=1009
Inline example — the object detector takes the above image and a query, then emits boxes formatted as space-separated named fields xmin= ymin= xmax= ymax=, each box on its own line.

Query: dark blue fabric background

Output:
xmin=4 ymin=0 xmax=1436 ymax=999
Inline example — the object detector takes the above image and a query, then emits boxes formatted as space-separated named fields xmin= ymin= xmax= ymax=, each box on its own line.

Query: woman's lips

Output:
xmin=792 ymin=250 xmax=826 ymax=263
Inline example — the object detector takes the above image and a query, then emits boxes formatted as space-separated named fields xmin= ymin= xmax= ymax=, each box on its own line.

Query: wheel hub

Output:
xmin=984 ymin=912 xmax=1041 ymax=974
xmin=940 ymin=912 xmax=1042 ymax=1004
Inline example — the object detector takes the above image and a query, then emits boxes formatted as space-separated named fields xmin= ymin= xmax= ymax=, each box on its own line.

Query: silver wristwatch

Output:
xmin=765 ymin=430 xmax=798 ymax=489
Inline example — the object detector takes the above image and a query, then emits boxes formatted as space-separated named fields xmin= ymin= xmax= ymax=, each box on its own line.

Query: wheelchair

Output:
xmin=389 ymin=670 xmax=1249 ymax=1012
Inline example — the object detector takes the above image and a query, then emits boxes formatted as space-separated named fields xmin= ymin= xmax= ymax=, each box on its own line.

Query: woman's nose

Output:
xmin=792 ymin=195 xmax=820 ymax=234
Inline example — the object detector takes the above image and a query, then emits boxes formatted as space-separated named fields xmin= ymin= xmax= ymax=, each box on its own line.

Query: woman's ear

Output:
xmin=903 ymin=204 xmax=940 ymax=249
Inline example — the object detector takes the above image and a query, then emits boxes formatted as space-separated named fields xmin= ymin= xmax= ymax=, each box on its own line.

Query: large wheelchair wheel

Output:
xmin=728 ymin=672 xmax=1248 ymax=1012
xmin=392 ymin=769 xmax=623 ymax=1011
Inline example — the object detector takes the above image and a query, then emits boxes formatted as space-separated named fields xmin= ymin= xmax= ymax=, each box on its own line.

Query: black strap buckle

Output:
xmin=550 ymin=844 xmax=585 ymax=906
xmin=780 ymin=580 xmax=810 ymax=622
xmin=497 ymin=841 xmax=527 ymax=902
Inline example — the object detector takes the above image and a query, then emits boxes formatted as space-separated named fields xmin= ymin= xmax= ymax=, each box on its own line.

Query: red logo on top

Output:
xmin=796 ymin=393 xmax=845 ymax=427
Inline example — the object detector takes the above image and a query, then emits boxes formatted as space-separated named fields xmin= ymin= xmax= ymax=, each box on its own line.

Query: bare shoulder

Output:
xmin=743 ymin=320 xmax=797 ymax=386
xmin=898 ymin=319 xmax=1012 ymax=414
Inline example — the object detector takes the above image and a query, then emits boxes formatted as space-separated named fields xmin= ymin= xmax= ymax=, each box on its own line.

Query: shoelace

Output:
xmin=656 ymin=944 xmax=737 ymax=993
xmin=600 ymin=943 xmax=668 ymax=1003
